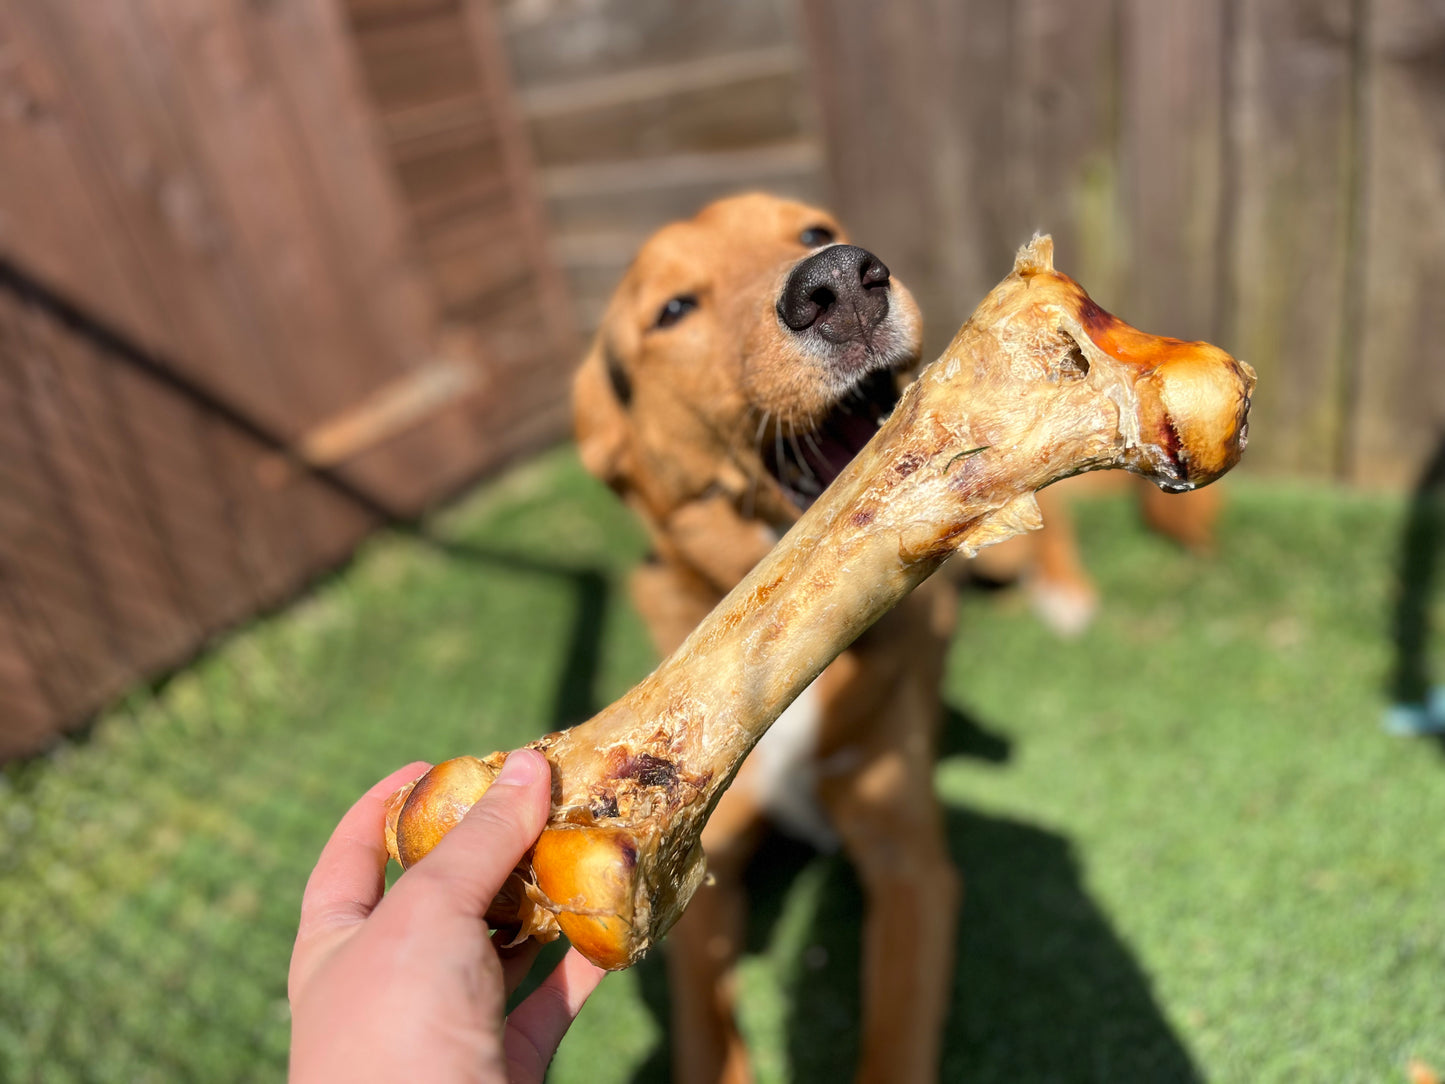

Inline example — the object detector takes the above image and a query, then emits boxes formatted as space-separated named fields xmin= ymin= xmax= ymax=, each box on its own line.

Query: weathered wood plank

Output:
xmin=423 ymin=223 xmax=533 ymax=315
xmin=392 ymin=125 xmax=507 ymax=209
xmin=1118 ymin=0 xmax=1227 ymax=345
xmin=12 ymin=1 xmax=311 ymax=438
xmin=145 ymin=0 xmax=487 ymax=510
xmin=459 ymin=0 xmax=579 ymax=378
xmin=522 ymin=52 xmax=811 ymax=169
xmin=1352 ymin=0 xmax=1445 ymax=486
xmin=0 ymin=303 xmax=186 ymax=717
xmin=0 ymin=610 xmax=57 ymax=760
xmin=499 ymin=0 xmax=797 ymax=87
xmin=1009 ymin=0 xmax=1125 ymax=308
xmin=351 ymin=7 xmax=482 ymax=113
xmin=141 ymin=0 xmax=393 ymax=409
xmin=540 ymin=141 xmax=825 ymax=236
xmin=251 ymin=0 xmax=444 ymax=397
xmin=323 ymin=0 xmax=579 ymax=509
xmin=0 ymin=9 xmax=171 ymax=359
xmin=18 ymin=307 xmax=202 ymax=644
xmin=1225 ymin=0 xmax=1358 ymax=476
xmin=254 ymin=0 xmax=509 ymax=505
xmin=346 ymin=0 xmax=458 ymax=29
xmin=381 ymin=93 xmax=496 ymax=150
xmin=804 ymin=0 xmax=1024 ymax=356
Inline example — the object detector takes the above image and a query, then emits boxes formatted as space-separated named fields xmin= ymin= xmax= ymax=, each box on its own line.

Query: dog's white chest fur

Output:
xmin=745 ymin=677 xmax=839 ymax=850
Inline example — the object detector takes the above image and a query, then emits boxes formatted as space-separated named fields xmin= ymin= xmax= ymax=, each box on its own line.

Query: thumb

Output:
xmin=391 ymin=749 xmax=552 ymax=917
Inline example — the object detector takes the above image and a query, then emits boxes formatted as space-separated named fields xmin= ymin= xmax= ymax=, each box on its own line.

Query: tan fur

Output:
xmin=573 ymin=194 xmax=955 ymax=1083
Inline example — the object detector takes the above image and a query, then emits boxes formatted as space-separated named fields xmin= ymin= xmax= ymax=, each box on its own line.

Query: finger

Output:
xmin=503 ymin=948 xmax=608 ymax=1084
xmin=290 ymin=761 xmax=430 ymax=996
xmin=298 ymin=761 xmax=431 ymax=931
xmin=393 ymin=749 xmax=551 ymax=918
xmin=497 ymin=937 xmax=544 ymax=999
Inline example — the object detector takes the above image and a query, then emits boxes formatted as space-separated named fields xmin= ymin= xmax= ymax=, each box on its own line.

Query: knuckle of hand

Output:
xmin=462 ymin=794 xmax=538 ymax=852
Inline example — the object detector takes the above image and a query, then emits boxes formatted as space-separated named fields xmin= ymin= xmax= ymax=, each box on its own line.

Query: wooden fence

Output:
xmin=2 ymin=0 xmax=1442 ymax=756
xmin=499 ymin=0 xmax=1442 ymax=485
xmin=804 ymin=0 xmax=1444 ymax=488
xmin=0 ymin=0 xmax=574 ymax=757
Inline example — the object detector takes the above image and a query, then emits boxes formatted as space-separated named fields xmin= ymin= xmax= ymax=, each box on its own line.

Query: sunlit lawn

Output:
xmin=1 ymin=446 xmax=1441 ymax=1082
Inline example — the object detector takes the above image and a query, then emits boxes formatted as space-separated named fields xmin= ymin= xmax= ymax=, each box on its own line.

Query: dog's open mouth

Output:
xmin=763 ymin=369 xmax=903 ymax=510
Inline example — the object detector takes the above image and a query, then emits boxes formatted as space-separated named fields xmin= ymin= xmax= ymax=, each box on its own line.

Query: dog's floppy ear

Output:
xmin=573 ymin=337 xmax=636 ymax=492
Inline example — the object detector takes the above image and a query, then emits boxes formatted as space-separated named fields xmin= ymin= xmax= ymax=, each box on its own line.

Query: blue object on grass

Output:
xmin=1383 ymin=687 xmax=1445 ymax=735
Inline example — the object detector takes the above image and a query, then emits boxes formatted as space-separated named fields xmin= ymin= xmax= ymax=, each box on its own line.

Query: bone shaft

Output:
xmin=580 ymin=422 xmax=1070 ymax=807
xmin=663 ymin=527 xmax=933 ymax=769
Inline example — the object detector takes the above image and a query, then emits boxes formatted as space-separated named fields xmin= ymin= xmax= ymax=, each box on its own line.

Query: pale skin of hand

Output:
xmin=288 ymin=750 xmax=607 ymax=1083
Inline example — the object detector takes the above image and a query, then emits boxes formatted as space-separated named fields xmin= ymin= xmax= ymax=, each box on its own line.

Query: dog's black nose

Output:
xmin=777 ymin=244 xmax=891 ymax=342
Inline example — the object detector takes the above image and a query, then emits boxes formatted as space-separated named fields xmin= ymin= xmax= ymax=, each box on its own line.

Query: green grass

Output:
xmin=2 ymin=447 xmax=1442 ymax=1083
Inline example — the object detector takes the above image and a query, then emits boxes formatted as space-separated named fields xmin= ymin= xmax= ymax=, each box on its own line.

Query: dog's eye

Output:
xmin=653 ymin=295 xmax=699 ymax=330
xmin=799 ymin=226 xmax=835 ymax=248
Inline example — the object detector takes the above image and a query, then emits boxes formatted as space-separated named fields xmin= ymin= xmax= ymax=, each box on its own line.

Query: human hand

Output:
xmin=288 ymin=750 xmax=606 ymax=1083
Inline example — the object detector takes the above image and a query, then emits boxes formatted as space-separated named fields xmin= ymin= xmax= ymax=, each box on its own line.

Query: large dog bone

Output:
xmin=383 ymin=237 xmax=1255 ymax=969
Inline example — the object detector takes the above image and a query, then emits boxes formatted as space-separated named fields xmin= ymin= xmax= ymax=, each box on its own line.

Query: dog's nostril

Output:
xmin=860 ymin=255 xmax=890 ymax=289
xmin=810 ymin=285 xmax=836 ymax=311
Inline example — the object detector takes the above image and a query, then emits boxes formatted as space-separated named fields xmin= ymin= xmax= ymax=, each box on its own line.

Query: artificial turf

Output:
xmin=1 ymin=446 xmax=1441 ymax=1082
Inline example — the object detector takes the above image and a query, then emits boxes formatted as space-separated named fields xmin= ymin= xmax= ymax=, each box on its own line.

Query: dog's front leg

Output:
xmin=630 ymin=555 xmax=768 ymax=1083
xmin=665 ymin=783 xmax=767 ymax=1084
xmin=817 ymin=706 xmax=962 ymax=1084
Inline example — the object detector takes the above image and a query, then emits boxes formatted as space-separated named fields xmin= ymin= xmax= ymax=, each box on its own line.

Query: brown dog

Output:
xmin=573 ymin=193 xmax=960 ymax=1083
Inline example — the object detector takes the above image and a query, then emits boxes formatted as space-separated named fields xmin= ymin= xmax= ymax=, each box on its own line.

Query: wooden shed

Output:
xmin=2 ymin=0 xmax=1443 ymax=757
xmin=0 ymin=0 xmax=574 ymax=756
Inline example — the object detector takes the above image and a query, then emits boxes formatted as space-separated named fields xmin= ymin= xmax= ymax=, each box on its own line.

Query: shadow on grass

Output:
xmin=625 ymin=728 xmax=1198 ymax=1083
xmin=643 ymin=818 xmax=1203 ymax=1082
xmin=938 ymin=702 xmax=1013 ymax=764
xmin=1387 ymin=433 xmax=1445 ymax=751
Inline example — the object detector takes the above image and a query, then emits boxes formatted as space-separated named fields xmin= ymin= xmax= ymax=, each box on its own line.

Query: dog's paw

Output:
xmin=1028 ymin=578 xmax=1099 ymax=637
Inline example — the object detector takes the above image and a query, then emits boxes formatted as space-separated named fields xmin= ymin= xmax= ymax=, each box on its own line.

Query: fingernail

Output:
xmin=494 ymin=749 xmax=544 ymax=788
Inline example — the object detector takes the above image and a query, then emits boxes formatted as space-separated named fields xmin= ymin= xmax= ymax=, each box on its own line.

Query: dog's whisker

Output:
xmin=788 ymin=423 xmax=816 ymax=482
xmin=743 ymin=412 xmax=770 ymax=520
xmin=742 ymin=468 xmax=758 ymax=520
xmin=801 ymin=427 xmax=827 ymax=467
